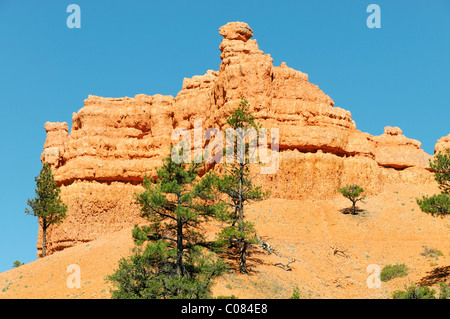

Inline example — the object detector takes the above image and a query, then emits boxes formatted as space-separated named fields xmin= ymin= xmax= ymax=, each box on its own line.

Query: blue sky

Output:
xmin=0 ymin=0 xmax=448 ymax=273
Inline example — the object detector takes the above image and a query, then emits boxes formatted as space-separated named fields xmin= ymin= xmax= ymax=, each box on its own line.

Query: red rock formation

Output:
xmin=38 ymin=21 xmax=446 ymax=257
xmin=41 ymin=122 xmax=69 ymax=168
xmin=373 ymin=126 xmax=431 ymax=169
xmin=435 ymin=134 xmax=450 ymax=154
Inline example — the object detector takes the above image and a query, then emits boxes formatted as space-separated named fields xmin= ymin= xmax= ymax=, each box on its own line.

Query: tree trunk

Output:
xmin=238 ymin=162 xmax=244 ymax=225
xmin=176 ymin=193 xmax=184 ymax=276
xmin=238 ymin=162 xmax=248 ymax=273
xmin=42 ymin=220 xmax=47 ymax=258
xmin=239 ymin=240 xmax=248 ymax=274
xmin=176 ymin=192 xmax=184 ymax=276
xmin=177 ymin=220 xmax=184 ymax=276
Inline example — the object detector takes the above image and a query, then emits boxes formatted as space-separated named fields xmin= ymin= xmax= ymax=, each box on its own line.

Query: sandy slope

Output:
xmin=1 ymin=184 xmax=449 ymax=299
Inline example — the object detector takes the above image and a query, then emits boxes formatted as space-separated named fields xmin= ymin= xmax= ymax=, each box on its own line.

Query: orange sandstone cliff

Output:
xmin=39 ymin=22 xmax=443 ymax=257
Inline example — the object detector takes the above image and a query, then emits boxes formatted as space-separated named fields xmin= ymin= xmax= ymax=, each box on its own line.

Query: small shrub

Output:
xmin=380 ymin=264 xmax=408 ymax=282
xmin=289 ymin=287 xmax=301 ymax=299
xmin=392 ymin=285 xmax=436 ymax=299
xmin=2 ymin=282 xmax=12 ymax=292
xmin=421 ymin=246 xmax=444 ymax=259
xmin=12 ymin=260 xmax=24 ymax=268
xmin=437 ymin=282 xmax=450 ymax=299
xmin=393 ymin=282 xmax=450 ymax=299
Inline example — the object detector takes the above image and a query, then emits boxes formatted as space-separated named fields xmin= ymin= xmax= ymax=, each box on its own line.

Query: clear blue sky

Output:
xmin=0 ymin=0 xmax=448 ymax=273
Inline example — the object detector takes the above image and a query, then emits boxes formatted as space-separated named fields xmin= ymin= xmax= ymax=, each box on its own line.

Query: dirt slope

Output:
xmin=1 ymin=183 xmax=449 ymax=299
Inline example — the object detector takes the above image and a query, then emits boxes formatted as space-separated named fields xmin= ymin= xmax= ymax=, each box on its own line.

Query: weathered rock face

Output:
xmin=435 ymin=134 xmax=450 ymax=154
xmin=373 ymin=126 xmax=432 ymax=169
xmin=41 ymin=122 xmax=69 ymax=168
xmin=54 ymin=94 xmax=174 ymax=184
xmin=38 ymin=21 xmax=446 ymax=257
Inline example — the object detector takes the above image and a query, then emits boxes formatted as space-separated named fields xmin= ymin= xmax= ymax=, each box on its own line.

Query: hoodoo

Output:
xmin=39 ymin=22 xmax=443 ymax=257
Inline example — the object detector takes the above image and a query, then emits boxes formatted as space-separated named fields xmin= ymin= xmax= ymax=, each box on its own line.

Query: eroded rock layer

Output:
xmin=38 ymin=22 xmax=445 ymax=257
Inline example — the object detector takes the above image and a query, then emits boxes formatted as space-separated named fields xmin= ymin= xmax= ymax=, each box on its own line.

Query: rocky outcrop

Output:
xmin=38 ymin=21 xmax=446 ymax=257
xmin=435 ymin=134 xmax=450 ymax=154
xmin=373 ymin=126 xmax=432 ymax=169
xmin=52 ymin=94 xmax=174 ymax=184
xmin=41 ymin=122 xmax=69 ymax=168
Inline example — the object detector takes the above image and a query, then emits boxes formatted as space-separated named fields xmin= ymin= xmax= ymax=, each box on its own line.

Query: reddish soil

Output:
xmin=1 ymin=183 xmax=449 ymax=299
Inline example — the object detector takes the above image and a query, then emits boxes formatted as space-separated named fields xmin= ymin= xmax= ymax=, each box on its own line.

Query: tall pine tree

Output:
xmin=107 ymin=154 xmax=227 ymax=298
xmin=214 ymin=98 xmax=269 ymax=274
xmin=25 ymin=163 xmax=67 ymax=257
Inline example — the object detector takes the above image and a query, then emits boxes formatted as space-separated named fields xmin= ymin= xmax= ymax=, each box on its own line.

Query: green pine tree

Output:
xmin=417 ymin=149 xmax=450 ymax=217
xmin=430 ymin=149 xmax=450 ymax=195
xmin=25 ymin=163 xmax=67 ymax=257
xmin=107 ymin=153 xmax=227 ymax=299
xmin=214 ymin=98 xmax=269 ymax=274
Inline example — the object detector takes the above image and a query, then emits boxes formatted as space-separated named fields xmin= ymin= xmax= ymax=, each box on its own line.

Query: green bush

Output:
xmin=416 ymin=193 xmax=450 ymax=217
xmin=420 ymin=246 xmax=444 ymax=259
xmin=289 ymin=286 xmax=301 ymax=299
xmin=392 ymin=285 xmax=436 ymax=299
xmin=438 ymin=282 xmax=450 ymax=299
xmin=392 ymin=282 xmax=450 ymax=299
xmin=380 ymin=264 xmax=408 ymax=282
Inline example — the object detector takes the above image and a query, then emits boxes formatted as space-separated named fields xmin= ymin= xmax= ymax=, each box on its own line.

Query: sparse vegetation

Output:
xmin=392 ymin=285 xmax=436 ymax=299
xmin=392 ymin=282 xmax=450 ymax=299
xmin=12 ymin=260 xmax=24 ymax=268
xmin=420 ymin=246 xmax=444 ymax=259
xmin=289 ymin=286 xmax=301 ymax=299
xmin=380 ymin=263 xmax=408 ymax=282
xmin=2 ymin=281 xmax=12 ymax=292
